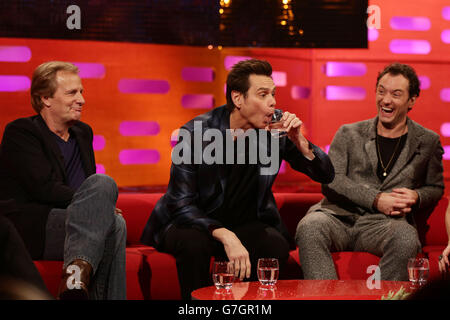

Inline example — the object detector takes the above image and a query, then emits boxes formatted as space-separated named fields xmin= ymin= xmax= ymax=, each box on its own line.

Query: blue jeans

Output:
xmin=42 ymin=174 xmax=127 ymax=300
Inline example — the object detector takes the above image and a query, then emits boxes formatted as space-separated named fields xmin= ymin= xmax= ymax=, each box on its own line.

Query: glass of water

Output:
xmin=407 ymin=257 xmax=429 ymax=288
xmin=257 ymin=258 xmax=279 ymax=287
xmin=268 ymin=109 xmax=288 ymax=138
xmin=212 ymin=261 xmax=235 ymax=290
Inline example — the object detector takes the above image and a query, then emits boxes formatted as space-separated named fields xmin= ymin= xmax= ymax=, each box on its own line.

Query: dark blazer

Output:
xmin=308 ymin=117 xmax=444 ymax=226
xmin=0 ymin=115 xmax=96 ymax=259
xmin=141 ymin=105 xmax=335 ymax=249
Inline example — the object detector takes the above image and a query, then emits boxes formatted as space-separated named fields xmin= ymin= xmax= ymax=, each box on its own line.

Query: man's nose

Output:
xmin=269 ymin=94 xmax=276 ymax=107
xmin=77 ymin=92 xmax=85 ymax=105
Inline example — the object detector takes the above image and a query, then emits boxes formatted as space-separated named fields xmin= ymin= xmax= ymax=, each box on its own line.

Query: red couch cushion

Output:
xmin=275 ymin=193 xmax=324 ymax=238
xmin=117 ymin=193 xmax=162 ymax=246
xmin=416 ymin=196 xmax=448 ymax=247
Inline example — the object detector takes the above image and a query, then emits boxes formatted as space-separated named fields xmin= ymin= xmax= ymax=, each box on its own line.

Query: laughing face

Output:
xmin=42 ymin=70 xmax=85 ymax=126
xmin=376 ymin=73 xmax=416 ymax=130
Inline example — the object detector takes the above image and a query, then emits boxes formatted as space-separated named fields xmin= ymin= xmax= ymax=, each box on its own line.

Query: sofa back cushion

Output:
xmin=415 ymin=196 xmax=448 ymax=246
xmin=117 ymin=193 xmax=163 ymax=245
xmin=275 ymin=193 xmax=324 ymax=238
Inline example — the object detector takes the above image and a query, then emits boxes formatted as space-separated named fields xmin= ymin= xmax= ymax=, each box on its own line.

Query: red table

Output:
xmin=191 ymin=279 xmax=414 ymax=300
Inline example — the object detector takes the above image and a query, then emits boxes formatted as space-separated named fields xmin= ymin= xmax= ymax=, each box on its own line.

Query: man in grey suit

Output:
xmin=295 ymin=63 xmax=444 ymax=281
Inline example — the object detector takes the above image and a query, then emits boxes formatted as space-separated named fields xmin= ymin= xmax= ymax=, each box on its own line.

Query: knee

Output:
xmin=295 ymin=211 xmax=331 ymax=245
xmin=84 ymin=174 xmax=118 ymax=200
xmin=389 ymin=222 xmax=420 ymax=257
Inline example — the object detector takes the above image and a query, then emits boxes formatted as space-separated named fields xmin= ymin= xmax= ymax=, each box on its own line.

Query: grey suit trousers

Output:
xmin=295 ymin=210 xmax=421 ymax=281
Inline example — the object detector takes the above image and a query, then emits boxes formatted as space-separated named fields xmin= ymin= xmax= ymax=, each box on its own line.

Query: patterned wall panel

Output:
xmin=0 ymin=0 xmax=449 ymax=191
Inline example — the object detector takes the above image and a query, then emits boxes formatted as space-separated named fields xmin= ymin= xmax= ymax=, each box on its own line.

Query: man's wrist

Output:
xmin=373 ymin=192 xmax=382 ymax=211
xmin=298 ymin=139 xmax=315 ymax=160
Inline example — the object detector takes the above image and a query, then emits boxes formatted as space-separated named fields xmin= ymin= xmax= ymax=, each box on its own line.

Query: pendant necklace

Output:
xmin=376 ymin=125 xmax=406 ymax=177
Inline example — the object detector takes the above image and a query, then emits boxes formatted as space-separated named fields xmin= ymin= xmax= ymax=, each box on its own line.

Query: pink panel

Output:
xmin=93 ymin=135 xmax=105 ymax=150
xmin=279 ymin=160 xmax=286 ymax=174
xmin=324 ymin=86 xmax=366 ymax=101
xmin=368 ymin=28 xmax=379 ymax=42
xmin=72 ymin=62 xmax=106 ymax=79
xmin=272 ymin=71 xmax=287 ymax=87
xmin=390 ymin=16 xmax=431 ymax=31
xmin=170 ymin=129 xmax=179 ymax=147
xmin=418 ymin=76 xmax=430 ymax=90
xmin=0 ymin=46 xmax=31 ymax=62
xmin=119 ymin=121 xmax=160 ymax=136
xmin=324 ymin=62 xmax=367 ymax=77
xmin=119 ymin=149 xmax=160 ymax=165
xmin=182 ymin=67 xmax=214 ymax=82
xmin=440 ymin=88 xmax=450 ymax=102
xmin=291 ymin=86 xmax=310 ymax=99
xmin=0 ymin=75 xmax=30 ymax=92
xmin=389 ymin=40 xmax=431 ymax=54
xmin=96 ymin=164 xmax=106 ymax=174
xmin=441 ymin=123 xmax=450 ymax=137
xmin=181 ymin=94 xmax=214 ymax=109
xmin=444 ymin=146 xmax=450 ymax=161
xmin=224 ymin=56 xmax=252 ymax=70
xmin=118 ymin=79 xmax=170 ymax=94
xmin=441 ymin=30 xmax=450 ymax=44
xmin=443 ymin=7 xmax=450 ymax=20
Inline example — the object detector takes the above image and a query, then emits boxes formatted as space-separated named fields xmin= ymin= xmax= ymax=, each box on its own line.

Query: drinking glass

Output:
xmin=268 ymin=109 xmax=287 ymax=138
xmin=212 ymin=261 xmax=235 ymax=290
xmin=407 ymin=257 xmax=429 ymax=287
xmin=257 ymin=258 xmax=279 ymax=287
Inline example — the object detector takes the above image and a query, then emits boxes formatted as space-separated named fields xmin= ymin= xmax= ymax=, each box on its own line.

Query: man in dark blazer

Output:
xmin=296 ymin=63 xmax=444 ymax=281
xmin=0 ymin=61 xmax=126 ymax=299
xmin=141 ymin=59 xmax=335 ymax=299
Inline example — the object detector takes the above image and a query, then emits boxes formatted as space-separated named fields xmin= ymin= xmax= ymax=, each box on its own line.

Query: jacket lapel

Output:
xmin=364 ymin=118 xmax=379 ymax=178
xmin=33 ymin=115 xmax=67 ymax=180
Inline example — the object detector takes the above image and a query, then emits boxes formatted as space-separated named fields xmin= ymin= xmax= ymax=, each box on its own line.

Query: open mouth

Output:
xmin=380 ymin=107 xmax=394 ymax=116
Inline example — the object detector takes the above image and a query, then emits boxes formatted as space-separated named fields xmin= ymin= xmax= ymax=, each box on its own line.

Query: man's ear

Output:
xmin=231 ymin=90 xmax=242 ymax=110
xmin=407 ymin=95 xmax=416 ymax=112
xmin=41 ymin=96 xmax=51 ymax=108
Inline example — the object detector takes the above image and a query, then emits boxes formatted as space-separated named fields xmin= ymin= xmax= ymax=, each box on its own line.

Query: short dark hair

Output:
xmin=376 ymin=62 xmax=420 ymax=99
xmin=225 ymin=59 xmax=272 ymax=112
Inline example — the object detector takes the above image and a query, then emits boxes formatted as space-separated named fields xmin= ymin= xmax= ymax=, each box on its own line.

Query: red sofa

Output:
xmin=34 ymin=192 xmax=449 ymax=300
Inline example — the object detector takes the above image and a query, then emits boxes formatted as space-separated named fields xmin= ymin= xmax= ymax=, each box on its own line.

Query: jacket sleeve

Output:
xmin=321 ymin=126 xmax=380 ymax=212
xmin=414 ymin=137 xmax=444 ymax=209
xmin=281 ymin=137 xmax=335 ymax=184
xmin=0 ymin=120 xmax=74 ymax=207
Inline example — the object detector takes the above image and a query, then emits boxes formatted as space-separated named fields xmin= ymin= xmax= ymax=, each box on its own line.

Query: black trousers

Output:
xmin=0 ymin=216 xmax=50 ymax=297
xmin=161 ymin=220 xmax=290 ymax=300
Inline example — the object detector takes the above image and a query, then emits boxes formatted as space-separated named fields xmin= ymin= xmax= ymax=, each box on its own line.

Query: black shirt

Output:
xmin=53 ymin=131 xmax=86 ymax=191
xmin=376 ymin=133 xmax=408 ymax=181
xmin=210 ymin=135 xmax=259 ymax=230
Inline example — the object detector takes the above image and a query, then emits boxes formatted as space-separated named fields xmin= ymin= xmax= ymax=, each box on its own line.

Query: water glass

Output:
xmin=257 ymin=258 xmax=279 ymax=287
xmin=268 ymin=109 xmax=287 ymax=138
xmin=212 ymin=261 xmax=235 ymax=290
xmin=407 ymin=257 xmax=429 ymax=287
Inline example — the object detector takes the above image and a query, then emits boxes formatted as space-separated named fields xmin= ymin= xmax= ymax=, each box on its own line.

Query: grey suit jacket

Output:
xmin=309 ymin=116 xmax=444 ymax=224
